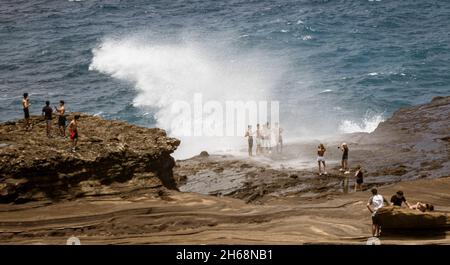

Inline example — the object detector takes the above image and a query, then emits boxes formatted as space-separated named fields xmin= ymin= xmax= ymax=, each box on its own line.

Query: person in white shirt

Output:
xmin=366 ymin=188 xmax=389 ymax=237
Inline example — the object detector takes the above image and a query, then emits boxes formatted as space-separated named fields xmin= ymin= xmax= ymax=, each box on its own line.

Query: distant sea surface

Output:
xmin=1 ymin=0 xmax=450 ymax=155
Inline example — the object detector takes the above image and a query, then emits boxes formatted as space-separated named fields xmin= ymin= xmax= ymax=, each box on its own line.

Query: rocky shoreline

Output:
xmin=0 ymin=113 xmax=180 ymax=203
xmin=175 ymin=96 xmax=450 ymax=204
xmin=0 ymin=96 xmax=449 ymax=244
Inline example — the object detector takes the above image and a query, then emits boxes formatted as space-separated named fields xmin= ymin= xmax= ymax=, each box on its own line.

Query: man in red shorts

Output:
xmin=68 ymin=115 xmax=80 ymax=152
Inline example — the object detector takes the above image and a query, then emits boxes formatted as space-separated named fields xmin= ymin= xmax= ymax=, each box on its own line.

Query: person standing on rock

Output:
xmin=68 ymin=115 xmax=80 ymax=152
xmin=55 ymin=100 xmax=66 ymax=137
xmin=22 ymin=93 xmax=31 ymax=130
xmin=339 ymin=143 xmax=350 ymax=174
xmin=275 ymin=122 xmax=283 ymax=153
xmin=367 ymin=188 xmax=389 ymax=237
xmin=317 ymin=144 xmax=327 ymax=176
xmin=354 ymin=165 xmax=363 ymax=191
xmin=261 ymin=123 xmax=267 ymax=153
xmin=256 ymin=123 xmax=262 ymax=155
xmin=265 ymin=121 xmax=272 ymax=154
xmin=245 ymin=125 xmax=254 ymax=157
xmin=42 ymin=101 xmax=53 ymax=137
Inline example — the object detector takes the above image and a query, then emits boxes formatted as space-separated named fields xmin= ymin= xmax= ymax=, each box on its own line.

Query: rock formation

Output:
xmin=176 ymin=96 xmax=450 ymax=203
xmin=357 ymin=96 xmax=450 ymax=180
xmin=377 ymin=206 xmax=449 ymax=230
xmin=0 ymin=113 xmax=180 ymax=203
xmin=0 ymin=97 xmax=449 ymax=244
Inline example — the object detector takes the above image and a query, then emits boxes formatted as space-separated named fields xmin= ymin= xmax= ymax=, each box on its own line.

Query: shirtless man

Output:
xmin=266 ymin=122 xmax=272 ymax=154
xmin=22 ymin=93 xmax=31 ymax=130
xmin=55 ymin=100 xmax=66 ymax=137
xmin=317 ymin=143 xmax=327 ymax=176
xmin=68 ymin=115 xmax=80 ymax=152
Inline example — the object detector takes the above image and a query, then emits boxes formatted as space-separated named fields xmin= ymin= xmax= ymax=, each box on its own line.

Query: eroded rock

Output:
xmin=0 ymin=113 xmax=180 ymax=203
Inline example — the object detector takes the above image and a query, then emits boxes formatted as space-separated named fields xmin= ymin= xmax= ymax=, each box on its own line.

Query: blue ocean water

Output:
xmin=1 ymin=0 xmax=449 ymax=145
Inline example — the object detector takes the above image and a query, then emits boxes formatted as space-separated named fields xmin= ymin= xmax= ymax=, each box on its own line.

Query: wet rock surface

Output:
xmin=175 ymin=155 xmax=349 ymax=204
xmin=0 ymin=97 xmax=449 ymax=244
xmin=176 ymin=96 xmax=450 ymax=204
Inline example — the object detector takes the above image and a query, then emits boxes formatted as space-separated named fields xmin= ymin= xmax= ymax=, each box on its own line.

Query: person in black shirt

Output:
xmin=354 ymin=165 xmax=363 ymax=191
xmin=339 ymin=143 xmax=350 ymax=174
xmin=42 ymin=101 xmax=53 ymax=137
xmin=390 ymin=191 xmax=411 ymax=208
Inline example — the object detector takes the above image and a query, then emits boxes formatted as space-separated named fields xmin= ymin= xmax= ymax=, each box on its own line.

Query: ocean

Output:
xmin=1 ymin=0 xmax=450 ymax=158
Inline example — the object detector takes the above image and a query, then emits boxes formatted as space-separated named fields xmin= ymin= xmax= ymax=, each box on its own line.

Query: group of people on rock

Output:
xmin=20 ymin=92 xmax=439 ymax=238
xmin=21 ymin=93 xmax=79 ymax=152
xmin=244 ymin=122 xmax=283 ymax=156
xmin=316 ymin=142 xmax=364 ymax=191
xmin=367 ymin=189 xmax=435 ymax=237
xmin=316 ymin=142 xmax=350 ymax=176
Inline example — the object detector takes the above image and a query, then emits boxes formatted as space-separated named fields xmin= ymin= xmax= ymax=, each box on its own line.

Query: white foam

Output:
xmin=367 ymin=72 xmax=378 ymax=76
xmin=302 ymin=35 xmax=312 ymax=40
xmin=89 ymin=35 xmax=285 ymax=159
xmin=338 ymin=113 xmax=384 ymax=133
xmin=320 ymin=89 xmax=333 ymax=94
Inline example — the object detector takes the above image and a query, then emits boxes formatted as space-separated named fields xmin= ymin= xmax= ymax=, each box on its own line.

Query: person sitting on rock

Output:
xmin=275 ymin=122 xmax=283 ymax=154
xmin=410 ymin=202 xmax=434 ymax=212
xmin=367 ymin=188 xmax=389 ymax=237
xmin=390 ymin=191 xmax=411 ymax=208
